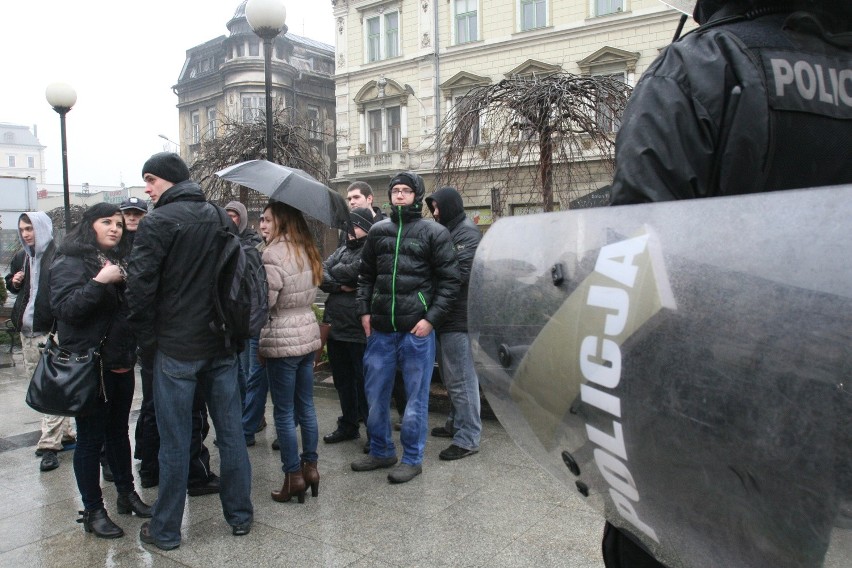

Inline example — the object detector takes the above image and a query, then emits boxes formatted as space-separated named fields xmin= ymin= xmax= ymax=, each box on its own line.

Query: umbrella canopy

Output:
xmin=215 ymin=160 xmax=349 ymax=230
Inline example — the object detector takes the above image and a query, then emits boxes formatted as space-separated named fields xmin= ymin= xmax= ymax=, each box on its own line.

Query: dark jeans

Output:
xmin=242 ymin=337 xmax=269 ymax=442
xmin=327 ymin=338 xmax=368 ymax=432
xmin=74 ymin=369 xmax=136 ymax=511
xmin=134 ymin=348 xmax=214 ymax=486
xmin=149 ymin=352 xmax=252 ymax=547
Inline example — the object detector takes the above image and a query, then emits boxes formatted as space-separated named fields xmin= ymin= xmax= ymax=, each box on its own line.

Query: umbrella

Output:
xmin=215 ymin=160 xmax=349 ymax=230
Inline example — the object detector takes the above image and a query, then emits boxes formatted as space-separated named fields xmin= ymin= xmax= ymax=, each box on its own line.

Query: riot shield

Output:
xmin=469 ymin=185 xmax=851 ymax=568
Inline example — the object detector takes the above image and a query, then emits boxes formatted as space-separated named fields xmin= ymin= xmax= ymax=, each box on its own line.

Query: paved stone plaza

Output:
xmin=0 ymin=350 xmax=606 ymax=568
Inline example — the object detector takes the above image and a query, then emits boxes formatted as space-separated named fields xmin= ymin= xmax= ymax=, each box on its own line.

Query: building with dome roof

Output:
xmin=173 ymin=1 xmax=336 ymax=176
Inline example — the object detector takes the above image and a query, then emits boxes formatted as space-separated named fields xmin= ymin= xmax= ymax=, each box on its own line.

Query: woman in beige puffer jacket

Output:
xmin=258 ymin=202 xmax=322 ymax=504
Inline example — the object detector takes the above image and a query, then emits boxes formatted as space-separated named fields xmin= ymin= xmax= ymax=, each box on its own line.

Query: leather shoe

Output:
xmin=140 ymin=474 xmax=159 ymax=489
xmin=272 ymin=438 xmax=280 ymax=450
xmin=188 ymin=473 xmax=220 ymax=496
xmin=323 ymin=428 xmax=359 ymax=444
xmin=77 ymin=508 xmax=124 ymax=539
xmin=431 ymin=426 xmax=453 ymax=438
xmin=140 ymin=522 xmax=180 ymax=550
xmin=232 ymin=522 xmax=252 ymax=536
xmin=102 ymin=461 xmax=114 ymax=482
xmin=40 ymin=451 xmax=59 ymax=472
xmin=439 ymin=444 xmax=479 ymax=461
xmin=117 ymin=491 xmax=152 ymax=517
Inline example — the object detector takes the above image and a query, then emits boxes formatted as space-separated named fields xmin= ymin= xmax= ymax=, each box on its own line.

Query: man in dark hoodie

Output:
xmin=351 ymin=171 xmax=460 ymax=484
xmin=5 ymin=211 xmax=74 ymax=472
xmin=425 ymin=187 xmax=482 ymax=461
xmin=127 ymin=152 xmax=253 ymax=550
xmin=320 ymin=208 xmax=374 ymax=445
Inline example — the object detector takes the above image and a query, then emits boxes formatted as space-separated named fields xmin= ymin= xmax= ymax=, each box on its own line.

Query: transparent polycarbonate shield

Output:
xmin=469 ymin=185 xmax=851 ymax=568
xmin=659 ymin=0 xmax=695 ymax=15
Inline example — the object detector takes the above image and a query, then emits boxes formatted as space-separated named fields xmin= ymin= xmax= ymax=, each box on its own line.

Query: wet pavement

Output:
xmin=0 ymin=349 xmax=606 ymax=568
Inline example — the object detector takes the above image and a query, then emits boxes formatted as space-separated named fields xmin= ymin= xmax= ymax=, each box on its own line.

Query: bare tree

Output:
xmin=189 ymin=106 xmax=336 ymax=255
xmin=435 ymin=73 xmax=631 ymax=216
xmin=190 ymin=105 xmax=329 ymax=211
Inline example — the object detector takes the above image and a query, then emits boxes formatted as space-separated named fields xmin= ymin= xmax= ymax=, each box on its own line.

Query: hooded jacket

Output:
xmin=357 ymin=171 xmax=461 ymax=333
xmin=126 ymin=180 xmax=238 ymax=359
xmin=49 ymin=241 xmax=136 ymax=370
xmin=321 ymin=235 xmax=367 ymax=343
xmin=425 ymin=187 xmax=481 ymax=333
xmin=610 ymin=7 xmax=852 ymax=204
xmin=8 ymin=212 xmax=56 ymax=335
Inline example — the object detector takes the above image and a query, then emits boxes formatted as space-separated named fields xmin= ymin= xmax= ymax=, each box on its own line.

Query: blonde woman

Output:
xmin=258 ymin=202 xmax=322 ymax=503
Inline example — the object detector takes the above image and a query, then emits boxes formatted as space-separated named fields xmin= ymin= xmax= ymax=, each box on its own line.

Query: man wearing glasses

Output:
xmin=351 ymin=171 xmax=460 ymax=484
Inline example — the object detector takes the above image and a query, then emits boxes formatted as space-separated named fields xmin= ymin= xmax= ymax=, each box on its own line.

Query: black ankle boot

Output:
xmin=77 ymin=508 xmax=124 ymax=539
xmin=116 ymin=491 xmax=152 ymax=518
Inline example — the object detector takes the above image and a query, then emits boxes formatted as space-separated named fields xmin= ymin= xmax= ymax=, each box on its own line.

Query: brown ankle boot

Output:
xmin=302 ymin=460 xmax=319 ymax=498
xmin=271 ymin=471 xmax=306 ymax=503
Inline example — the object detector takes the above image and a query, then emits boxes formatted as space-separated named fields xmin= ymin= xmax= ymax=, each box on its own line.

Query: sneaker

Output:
xmin=431 ymin=426 xmax=453 ymax=438
xmin=351 ymin=454 xmax=398 ymax=472
xmin=40 ymin=450 xmax=59 ymax=472
xmin=439 ymin=444 xmax=479 ymax=461
xmin=187 ymin=473 xmax=220 ymax=496
xmin=387 ymin=463 xmax=422 ymax=484
xmin=323 ymin=428 xmax=359 ymax=444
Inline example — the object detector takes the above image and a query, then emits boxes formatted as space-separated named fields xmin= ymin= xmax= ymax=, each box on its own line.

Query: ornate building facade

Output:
xmin=332 ymin=0 xmax=693 ymax=224
xmin=173 ymin=1 xmax=337 ymax=177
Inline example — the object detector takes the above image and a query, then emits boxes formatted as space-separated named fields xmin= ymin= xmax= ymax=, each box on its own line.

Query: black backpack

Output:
xmin=209 ymin=205 xmax=268 ymax=348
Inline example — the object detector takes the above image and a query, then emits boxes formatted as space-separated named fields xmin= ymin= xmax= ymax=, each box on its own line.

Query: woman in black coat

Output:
xmin=49 ymin=202 xmax=151 ymax=539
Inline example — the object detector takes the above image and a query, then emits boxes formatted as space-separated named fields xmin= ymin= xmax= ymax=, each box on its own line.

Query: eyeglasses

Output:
xmin=390 ymin=188 xmax=414 ymax=196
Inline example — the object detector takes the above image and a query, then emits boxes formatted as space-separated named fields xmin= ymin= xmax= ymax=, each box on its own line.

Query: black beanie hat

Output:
xmin=349 ymin=208 xmax=375 ymax=234
xmin=388 ymin=172 xmax=419 ymax=195
xmin=141 ymin=152 xmax=190 ymax=184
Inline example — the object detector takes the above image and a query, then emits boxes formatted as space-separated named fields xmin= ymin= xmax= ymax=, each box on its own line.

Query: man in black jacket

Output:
xmin=320 ymin=208 xmax=374 ymax=445
xmin=606 ymin=1 xmax=851 ymax=566
xmin=5 ymin=211 xmax=74 ymax=472
xmin=425 ymin=187 xmax=482 ymax=461
xmin=127 ymin=152 xmax=253 ymax=550
xmin=122 ymin=197 xmax=220 ymax=495
xmin=351 ymin=171 xmax=460 ymax=484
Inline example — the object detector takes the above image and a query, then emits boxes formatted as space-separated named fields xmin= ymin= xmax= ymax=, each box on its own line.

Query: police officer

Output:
xmin=606 ymin=1 xmax=851 ymax=566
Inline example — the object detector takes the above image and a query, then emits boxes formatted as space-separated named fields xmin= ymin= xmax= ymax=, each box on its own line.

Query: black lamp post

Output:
xmin=45 ymin=82 xmax=77 ymax=231
xmin=246 ymin=0 xmax=288 ymax=163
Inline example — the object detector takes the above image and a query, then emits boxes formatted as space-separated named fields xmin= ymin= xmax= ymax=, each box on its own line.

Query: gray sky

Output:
xmin=1 ymin=0 xmax=335 ymax=187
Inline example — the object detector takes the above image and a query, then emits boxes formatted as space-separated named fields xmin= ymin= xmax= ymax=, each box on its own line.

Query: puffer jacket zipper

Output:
xmin=391 ymin=206 xmax=404 ymax=331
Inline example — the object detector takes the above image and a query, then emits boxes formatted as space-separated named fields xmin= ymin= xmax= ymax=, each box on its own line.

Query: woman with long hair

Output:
xmin=258 ymin=201 xmax=322 ymax=503
xmin=50 ymin=202 xmax=151 ymax=538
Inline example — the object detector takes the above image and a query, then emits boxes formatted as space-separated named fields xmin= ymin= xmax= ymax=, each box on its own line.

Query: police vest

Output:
xmin=725 ymin=14 xmax=852 ymax=191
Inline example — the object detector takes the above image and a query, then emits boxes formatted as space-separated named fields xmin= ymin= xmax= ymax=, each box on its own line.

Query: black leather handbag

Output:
xmin=25 ymin=324 xmax=107 ymax=417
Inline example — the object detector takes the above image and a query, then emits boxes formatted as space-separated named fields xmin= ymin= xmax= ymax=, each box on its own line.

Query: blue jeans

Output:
xmin=150 ymin=352 xmax=253 ymax=547
xmin=364 ymin=330 xmax=435 ymax=465
xmin=437 ymin=332 xmax=481 ymax=451
xmin=266 ymin=353 xmax=319 ymax=473
xmin=74 ymin=370 xmax=136 ymax=510
xmin=242 ymin=337 xmax=268 ymax=442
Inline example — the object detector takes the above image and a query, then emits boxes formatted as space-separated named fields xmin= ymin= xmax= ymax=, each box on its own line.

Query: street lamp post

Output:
xmin=246 ymin=0 xmax=287 ymax=163
xmin=158 ymin=133 xmax=180 ymax=153
xmin=45 ymin=82 xmax=77 ymax=231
